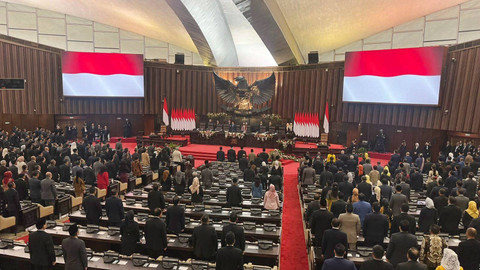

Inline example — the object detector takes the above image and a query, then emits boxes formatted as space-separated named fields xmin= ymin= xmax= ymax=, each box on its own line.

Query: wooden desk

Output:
xmin=19 ymin=203 xmax=38 ymax=229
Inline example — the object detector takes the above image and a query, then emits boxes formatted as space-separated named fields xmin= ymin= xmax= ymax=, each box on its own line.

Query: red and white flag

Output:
xmin=62 ymin=52 xmax=144 ymax=97
xmin=323 ymin=102 xmax=329 ymax=134
xmin=163 ymin=98 xmax=169 ymax=126
xmin=343 ymin=47 xmax=444 ymax=104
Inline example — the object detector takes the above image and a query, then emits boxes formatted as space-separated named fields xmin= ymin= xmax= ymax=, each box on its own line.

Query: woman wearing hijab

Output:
xmin=264 ymin=184 xmax=281 ymax=210
xmin=462 ymin=201 xmax=479 ymax=227
xmin=270 ymin=161 xmax=283 ymax=177
xmin=420 ymin=224 xmax=447 ymax=270
xmin=355 ymin=165 xmax=364 ymax=184
xmin=174 ymin=166 xmax=186 ymax=195
xmin=418 ymin=197 xmax=438 ymax=233
xmin=189 ymin=176 xmax=203 ymax=204
xmin=2 ymin=171 xmax=13 ymax=190
xmin=251 ymin=176 xmax=263 ymax=198
xmin=161 ymin=170 xmax=172 ymax=191
xmin=120 ymin=210 xmax=140 ymax=256
xmin=73 ymin=170 xmax=85 ymax=198
xmin=349 ymin=188 xmax=359 ymax=203
xmin=435 ymin=248 xmax=463 ymax=270
xmin=326 ymin=183 xmax=339 ymax=210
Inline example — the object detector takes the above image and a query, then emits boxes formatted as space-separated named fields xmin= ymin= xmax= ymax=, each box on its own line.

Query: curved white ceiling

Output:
xmin=2 ymin=0 xmax=470 ymax=66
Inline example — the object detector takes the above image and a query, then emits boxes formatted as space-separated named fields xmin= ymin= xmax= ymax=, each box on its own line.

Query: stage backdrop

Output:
xmin=0 ymin=33 xmax=479 ymax=138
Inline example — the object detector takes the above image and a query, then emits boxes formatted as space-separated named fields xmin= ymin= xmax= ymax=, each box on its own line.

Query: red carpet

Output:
xmin=280 ymin=162 xmax=309 ymax=270
xmin=294 ymin=142 xmax=345 ymax=150
xmin=368 ymin=151 xmax=393 ymax=160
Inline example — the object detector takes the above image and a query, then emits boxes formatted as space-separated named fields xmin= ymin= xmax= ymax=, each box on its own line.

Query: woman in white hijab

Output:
xmin=418 ymin=197 xmax=438 ymax=233
xmin=437 ymin=248 xmax=462 ymax=270
xmin=189 ymin=176 xmax=203 ymax=204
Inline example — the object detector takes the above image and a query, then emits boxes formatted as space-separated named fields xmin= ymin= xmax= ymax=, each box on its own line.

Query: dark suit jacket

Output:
xmin=322 ymin=228 xmax=348 ymax=259
xmin=4 ymin=188 xmax=21 ymax=215
xmin=226 ymin=185 xmax=243 ymax=207
xmin=331 ymin=199 xmax=347 ymax=218
xmin=14 ymin=179 xmax=28 ymax=201
xmin=61 ymin=237 xmax=88 ymax=270
xmin=458 ymin=239 xmax=480 ymax=270
xmin=238 ymin=158 xmax=248 ymax=171
xmin=386 ymin=232 xmax=418 ymax=268
xmin=237 ymin=150 xmax=246 ymax=160
xmin=192 ymin=224 xmax=218 ymax=260
xmin=82 ymin=195 xmax=102 ymax=225
xmin=83 ymin=167 xmax=96 ymax=185
xmin=216 ymin=151 xmax=225 ymax=161
xmin=390 ymin=212 xmax=416 ymax=235
xmin=221 ymin=223 xmax=245 ymax=251
xmin=310 ymin=209 xmax=334 ymax=245
xmin=227 ymin=149 xmax=236 ymax=162
xmin=28 ymin=230 xmax=56 ymax=266
xmin=359 ymin=259 xmax=394 ymax=270
xmin=144 ymin=217 xmax=168 ymax=251
xmin=433 ymin=195 xmax=448 ymax=214
xmin=148 ymin=190 xmax=166 ymax=212
xmin=363 ymin=212 xmax=389 ymax=245
xmin=357 ymin=182 xmax=373 ymax=201
xmin=59 ymin=164 xmax=71 ymax=182
xmin=395 ymin=261 xmax=427 ymax=270
xmin=439 ymin=204 xmax=462 ymax=235
xmin=29 ymin=177 xmax=41 ymax=200
xmin=305 ymin=201 xmax=320 ymax=221
xmin=105 ymin=196 xmax=125 ymax=223
xmin=322 ymin=257 xmax=356 ymax=270
xmin=165 ymin=205 xmax=185 ymax=234
xmin=216 ymin=246 xmax=244 ymax=270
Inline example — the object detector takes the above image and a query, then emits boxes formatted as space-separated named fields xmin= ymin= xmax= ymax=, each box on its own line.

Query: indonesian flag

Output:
xmin=293 ymin=113 xmax=298 ymax=135
xmin=62 ymin=52 xmax=144 ymax=97
xmin=172 ymin=109 xmax=177 ymax=130
xmin=324 ymin=102 xmax=329 ymax=134
xmin=342 ymin=47 xmax=444 ymax=105
xmin=163 ymin=98 xmax=169 ymax=126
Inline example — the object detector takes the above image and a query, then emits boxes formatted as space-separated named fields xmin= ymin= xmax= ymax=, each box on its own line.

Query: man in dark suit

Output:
xmin=14 ymin=175 xmax=28 ymax=201
xmin=221 ymin=212 xmax=245 ymax=251
xmin=439 ymin=196 xmax=462 ymax=235
xmin=360 ymin=245 xmax=394 ymax=270
xmin=390 ymin=151 xmax=401 ymax=170
xmin=330 ymin=192 xmax=347 ymax=218
xmin=357 ymin=176 xmax=373 ymax=202
xmin=238 ymin=155 xmax=248 ymax=172
xmin=390 ymin=203 xmax=416 ymax=235
xmin=322 ymin=218 xmax=348 ymax=259
xmin=59 ymin=160 xmax=71 ymax=183
xmin=29 ymin=219 xmax=56 ymax=270
xmin=61 ymin=224 xmax=88 ymax=270
xmin=29 ymin=170 xmax=42 ymax=204
xmin=464 ymin=172 xmax=478 ymax=200
xmin=237 ymin=147 xmax=246 ymax=161
xmin=82 ymin=187 xmax=102 ymax=225
xmin=321 ymin=243 xmax=356 ymax=270
xmin=144 ymin=208 xmax=168 ymax=259
xmin=166 ymin=196 xmax=185 ymax=234
xmin=386 ymin=220 xmax=418 ymax=268
xmin=192 ymin=214 xmax=218 ymax=261
xmin=227 ymin=146 xmax=236 ymax=162
xmin=410 ymin=169 xmax=423 ymax=192
xmin=395 ymin=248 xmax=427 ymax=270
xmin=5 ymin=181 xmax=21 ymax=223
xmin=148 ymin=183 xmax=165 ymax=214
xmin=309 ymin=200 xmax=334 ymax=246
xmin=82 ymin=165 xmax=96 ymax=186
xmin=399 ymin=179 xmax=411 ymax=201
xmin=319 ymin=168 xmax=334 ymax=188
xmin=259 ymin=148 xmax=269 ymax=163
xmin=458 ymin=228 xmax=480 ymax=270
xmin=40 ymin=172 xmax=57 ymax=206
xmin=433 ymin=188 xmax=448 ymax=214
xmin=105 ymin=189 xmax=124 ymax=227
xmin=226 ymin=178 xmax=243 ymax=207
xmin=216 ymin=231 xmax=244 ymax=270
xmin=216 ymin=147 xmax=225 ymax=161
xmin=305 ymin=194 xmax=321 ymax=221
xmin=363 ymin=202 xmax=389 ymax=246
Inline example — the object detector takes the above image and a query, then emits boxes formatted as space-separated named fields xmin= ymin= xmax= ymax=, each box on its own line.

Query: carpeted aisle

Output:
xmin=280 ymin=162 xmax=309 ymax=270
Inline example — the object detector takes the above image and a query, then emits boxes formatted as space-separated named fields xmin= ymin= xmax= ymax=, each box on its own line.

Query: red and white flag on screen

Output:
xmin=163 ymin=98 xmax=169 ymax=126
xmin=323 ymin=102 xmax=329 ymax=134
xmin=62 ymin=52 xmax=144 ymax=97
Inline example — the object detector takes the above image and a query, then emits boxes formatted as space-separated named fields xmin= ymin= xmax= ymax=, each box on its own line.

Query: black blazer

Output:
xmin=28 ymin=230 xmax=56 ymax=266
xmin=147 ymin=190 xmax=166 ymax=212
xmin=238 ymin=158 xmax=248 ymax=171
xmin=82 ymin=195 xmax=102 ymax=225
xmin=216 ymin=246 xmax=244 ymax=270
xmin=144 ymin=217 xmax=168 ymax=251
xmin=418 ymin=207 xmax=437 ymax=233
xmin=390 ymin=213 xmax=416 ymax=235
xmin=396 ymin=261 xmax=427 ymax=270
xmin=29 ymin=177 xmax=41 ymax=200
xmin=439 ymin=204 xmax=462 ymax=235
xmin=14 ymin=178 xmax=28 ymax=201
xmin=166 ymin=205 xmax=185 ymax=234
xmin=363 ymin=212 xmax=389 ymax=245
xmin=105 ymin=196 xmax=125 ymax=223
xmin=237 ymin=150 xmax=246 ymax=160
xmin=227 ymin=149 xmax=236 ymax=162
xmin=4 ymin=188 xmax=21 ymax=215
xmin=433 ymin=195 xmax=448 ymax=214
xmin=83 ymin=167 xmax=96 ymax=185
xmin=59 ymin=164 xmax=71 ymax=182
xmin=120 ymin=220 xmax=140 ymax=256
xmin=309 ymin=209 xmax=334 ymax=245
xmin=359 ymin=259 xmax=394 ymax=270
xmin=386 ymin=232 xmax=418 ymax=268
xmin=330 ymin=199 xmax=347 ymax=218
xmin=357 ymin=182 xmax=373 ymax=201
xmin=321 ymin=228 xmax=348 ymax=259
xmin=226 ymin=185 xmax=243 ymax=207
xmin=458 ymin=239 xmax=480 ymax=270
xmin=221 ymin=223 xmax=245 ymax=251
xmin=192 ymin=224 xmax=218 ymax=260
xmin=216 ymin=151 xmax=225 ymax=161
